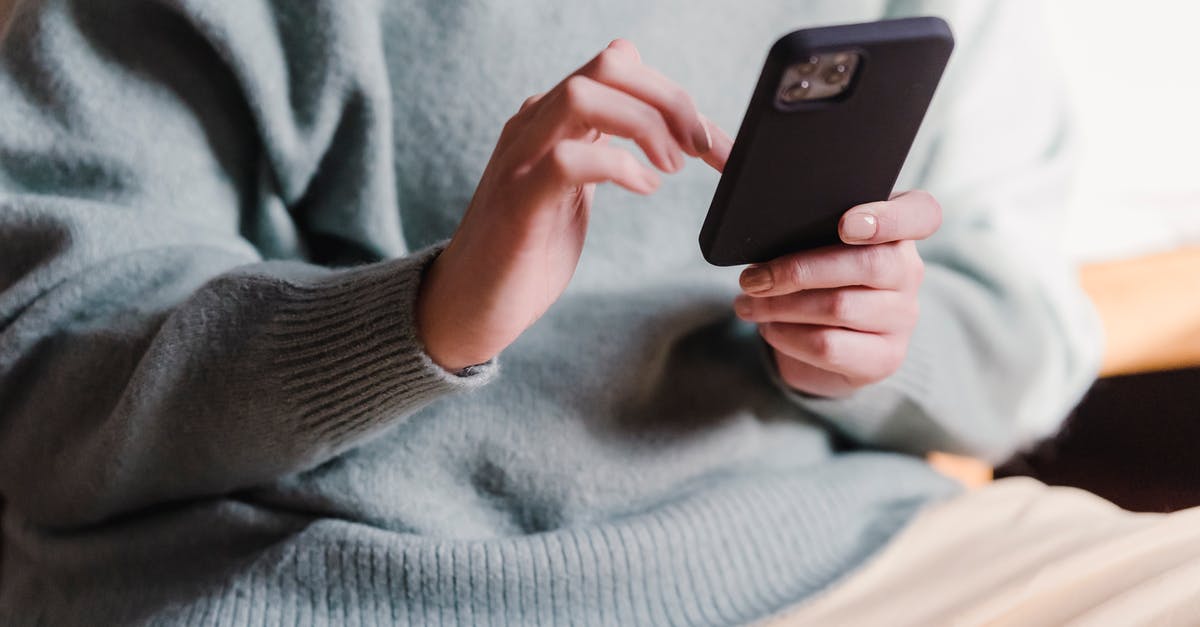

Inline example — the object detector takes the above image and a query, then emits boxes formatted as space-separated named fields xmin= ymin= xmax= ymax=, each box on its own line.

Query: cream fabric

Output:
xmin=761 ymin=477 xmax=1200 ymax=627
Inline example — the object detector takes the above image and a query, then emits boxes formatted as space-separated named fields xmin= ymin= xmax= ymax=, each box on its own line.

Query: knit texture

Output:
xmin=0 ymin=0 xmax=1101 ymax=624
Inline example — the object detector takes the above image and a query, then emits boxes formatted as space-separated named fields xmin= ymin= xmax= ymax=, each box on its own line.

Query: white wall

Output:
xmin=1047 ymin=1 xmax=1200 ymax=262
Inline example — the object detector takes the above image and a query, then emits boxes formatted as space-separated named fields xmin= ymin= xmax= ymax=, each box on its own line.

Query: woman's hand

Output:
xmin=734 ymin=191 xmax=942 ymax=397
xmin=418 ymin=39 xmax=732 ymax=371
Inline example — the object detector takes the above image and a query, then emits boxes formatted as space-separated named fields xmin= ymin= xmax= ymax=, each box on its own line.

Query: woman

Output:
xmin=2 ymin=1 xmax=1159 ymax=625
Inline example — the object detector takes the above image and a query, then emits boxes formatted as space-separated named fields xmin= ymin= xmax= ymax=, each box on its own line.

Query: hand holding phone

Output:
xmin=711 ymin=18 xmax=954 ymax=397
xmin=734 ymin=190 xmax=942 ymax=397
xmin=700 ymin=17 xmax=953 ymax=265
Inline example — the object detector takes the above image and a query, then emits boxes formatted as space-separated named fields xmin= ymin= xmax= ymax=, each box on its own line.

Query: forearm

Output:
xmin=0 ymin=0 xmax=502 ymax=527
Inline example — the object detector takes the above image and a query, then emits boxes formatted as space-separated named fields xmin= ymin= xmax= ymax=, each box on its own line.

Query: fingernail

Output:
xmin=691 ymin=121 xmax=712 ymax=154
xmin=841 ymin=212 xmax=877 ymax=241
xmin=740 ymin=266 xmax=772 ymax=293
xmin=734 ymin=296 xmax=753 ymax=319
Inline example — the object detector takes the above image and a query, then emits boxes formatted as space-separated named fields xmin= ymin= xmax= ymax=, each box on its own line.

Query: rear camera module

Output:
xmin=776 ymin=50 xmax=860 ymax=107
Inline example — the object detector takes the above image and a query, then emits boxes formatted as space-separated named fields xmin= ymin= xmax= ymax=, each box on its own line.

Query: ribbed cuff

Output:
xmin=264 ymin=242 xmax=497 ymax=445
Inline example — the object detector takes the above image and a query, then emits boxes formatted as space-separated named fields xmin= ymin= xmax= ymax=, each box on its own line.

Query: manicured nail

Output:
xmin=739 ymin=266 xmax=772 ymax=293
xmin=841 ymin=212 xmax=877 ymax=241
xmin=734 ymin=296 xmax=753 ymax=319
xmin=691 ymin=120 xmax=712 ymax=154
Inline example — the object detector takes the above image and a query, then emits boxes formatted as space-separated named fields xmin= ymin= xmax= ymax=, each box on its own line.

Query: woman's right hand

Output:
xmin=417 ymin=39 xmax=732 ymax=371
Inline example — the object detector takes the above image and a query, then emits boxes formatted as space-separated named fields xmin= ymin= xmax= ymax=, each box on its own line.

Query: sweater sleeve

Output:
xmin=0 ymin=0 xmax=495 ymax=528
xmin=777 ymin=0 xmax=1104 ymax=463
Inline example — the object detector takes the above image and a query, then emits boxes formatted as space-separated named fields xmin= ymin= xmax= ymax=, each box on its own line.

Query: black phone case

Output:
xmin=699 ymin=17 xmax=954 ymax=266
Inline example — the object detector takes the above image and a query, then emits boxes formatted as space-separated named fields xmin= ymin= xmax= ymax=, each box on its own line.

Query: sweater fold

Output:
xmin=0 ymin=0 xmax=1101 ymax=624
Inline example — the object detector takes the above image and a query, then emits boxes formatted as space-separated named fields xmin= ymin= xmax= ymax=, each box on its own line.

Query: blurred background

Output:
xmin=1049 ymin=1 xmax=1200 ymax=263
xmin=995 ymin=2 xmax=1200 ymax=511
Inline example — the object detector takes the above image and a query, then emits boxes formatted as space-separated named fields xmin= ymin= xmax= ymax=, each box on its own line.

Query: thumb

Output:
xmin=839 ymin=190 xmax=942 ymax=245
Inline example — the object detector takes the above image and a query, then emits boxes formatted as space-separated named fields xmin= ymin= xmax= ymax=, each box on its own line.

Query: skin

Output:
xmin=416 ymin=39 xmax=942 ymax=399
xmin=735 ymin=190 xmax=942 ymax=397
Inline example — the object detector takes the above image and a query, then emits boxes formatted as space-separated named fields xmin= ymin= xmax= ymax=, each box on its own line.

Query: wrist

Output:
xmin=416 ymin=249 xmax=500 ymax=372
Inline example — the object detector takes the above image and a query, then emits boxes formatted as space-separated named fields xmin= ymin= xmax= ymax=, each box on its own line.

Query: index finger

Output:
xmin=576 ymin=39 xmax=713 ymax=157
xmin=698 ymin=114 xmax=733 ymax=173
xmin=739 ymin=241 xmax=917 ymax=296
xmin=839 ymin=190 xmax=943 ymax=245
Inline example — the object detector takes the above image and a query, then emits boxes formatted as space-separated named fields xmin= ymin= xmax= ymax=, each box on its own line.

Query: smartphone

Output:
xmin=699 ymin=17 xmax=954 ymax=266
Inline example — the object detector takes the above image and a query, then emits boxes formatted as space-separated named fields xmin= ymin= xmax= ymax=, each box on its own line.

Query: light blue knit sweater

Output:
xmin=0 ymin=0 xmax=1100 ymax=624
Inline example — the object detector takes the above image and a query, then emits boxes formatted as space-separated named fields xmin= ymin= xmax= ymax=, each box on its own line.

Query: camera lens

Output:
xmin=794 ymin=56 xmax=820 ymax=75
xmin=780 ymin=80 xmax=811 ymax=103
xmin=824 ymin=64 xmax=849 ymax=86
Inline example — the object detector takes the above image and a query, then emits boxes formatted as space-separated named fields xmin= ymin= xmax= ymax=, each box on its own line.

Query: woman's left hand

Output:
xmin=733 ymin=191 xmax=943 ymax=398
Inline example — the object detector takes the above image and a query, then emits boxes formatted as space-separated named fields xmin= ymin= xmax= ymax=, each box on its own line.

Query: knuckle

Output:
xmin=784 ymin=258 xmax=811 ymax=290
xmin=914 ymin=189 xmax=941 ymax=210
xmin=547 ymin=143 xmax=573 ymax=174
xmin=808 ymin=329 xmax=841 ymax=365
xmin=592 ymin=48 xmax=623 ymax=76
xmin=907 ymin=189 xmax=933 ymax=203
xmin=913 ymin=190 xmax=943 ymax=229
xmin=519 ymin=94 xmax=541 ymax=113
xmin=826 ymin=290 xmax=852 ymax=322
xmin=500 ymin=115 xmax=521 ymax=137
xmin=561 ymin=76 xmax=590 ymax=108
xmin=911 ymin=253 xmax=926 ymax=287
xmin=872 ymin=344 xmax=907 ymax=380
xmin=898 ymin=241 xmax=925 ymax=288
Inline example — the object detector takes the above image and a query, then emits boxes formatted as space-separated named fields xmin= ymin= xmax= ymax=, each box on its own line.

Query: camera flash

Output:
xmin=780 ymin=80 xmax=812 ymax=103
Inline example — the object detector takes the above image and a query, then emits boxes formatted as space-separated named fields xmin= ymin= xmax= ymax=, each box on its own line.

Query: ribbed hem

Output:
xmin=4 ymin=456 xmax=958 ymax=627
xmin=264 ymin=241 xmax=497 ymax=445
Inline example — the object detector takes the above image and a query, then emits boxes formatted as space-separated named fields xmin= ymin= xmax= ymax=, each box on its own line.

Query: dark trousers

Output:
xmin=998 ymin=368 xmax=1200 ymax=512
